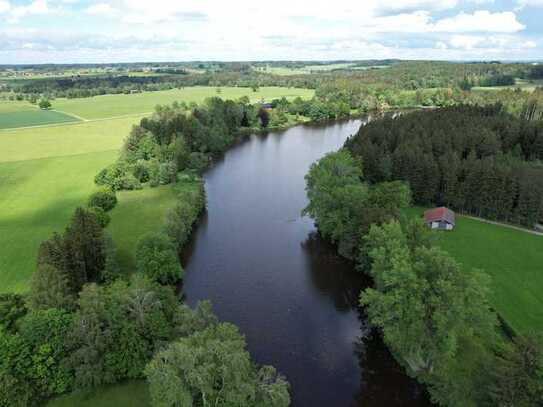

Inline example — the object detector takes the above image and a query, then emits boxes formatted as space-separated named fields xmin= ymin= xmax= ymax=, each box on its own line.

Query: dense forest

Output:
xmin=345 ymin=105 xmax=543 ymax=227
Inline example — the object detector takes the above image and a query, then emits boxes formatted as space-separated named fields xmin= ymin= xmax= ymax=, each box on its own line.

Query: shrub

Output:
xmin=88 ymin=189 xmax=117 ymax=212
xmin=87 ymin=206 xmax=111 ymax=228
xmin=158 ymin=161 xmax=178 ymax=185
xmin=28 ymin=264 xmax=75 ymax=311
xmin=120 ymin=173 xmax=143 ymax=190
xmin=135 ymin=233 xmax=183 ymax=284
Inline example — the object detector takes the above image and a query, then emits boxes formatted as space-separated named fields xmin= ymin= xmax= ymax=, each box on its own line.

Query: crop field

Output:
xmin=472 ymin=78 xmax=543 ymax=92
xmin=407 ymin=207 xmax=543 ymax=333
xmin=0 ymin=109 xmax=80 ymax=129
xmin=0 ymin=86 xmax=313 ymax=293
xmin=107 ymin=182 xmax=199 ymax=272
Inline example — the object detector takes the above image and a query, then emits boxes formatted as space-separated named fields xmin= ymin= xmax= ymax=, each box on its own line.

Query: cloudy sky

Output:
xmin=1 ymin=0 xmax=542 ymax=63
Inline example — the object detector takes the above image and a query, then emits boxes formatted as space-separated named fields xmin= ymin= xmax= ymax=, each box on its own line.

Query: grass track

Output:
xmin=407 ymin=207 xmax=543 ymax=333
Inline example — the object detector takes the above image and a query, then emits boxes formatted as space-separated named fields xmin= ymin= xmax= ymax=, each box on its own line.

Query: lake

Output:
xmin=182 ymin=118 xmax=431 ymax=406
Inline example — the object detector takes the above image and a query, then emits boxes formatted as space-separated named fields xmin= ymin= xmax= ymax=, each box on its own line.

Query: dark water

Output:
xmin=182 ymin=119 xmax=431 ymax=407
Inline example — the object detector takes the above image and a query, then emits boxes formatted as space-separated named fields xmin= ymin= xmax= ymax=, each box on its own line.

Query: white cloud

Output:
xmin=7 ymin=0 xmax=54 ymax=23
xmin=85 ymin=2 xmax=118 ymax=17
xmin=433 ymin=11 xmax=524 ymax=33
xmin=0 ymin=0 xmax=10 ymax=13
xmin=516 ymin=0 xmax=543 ymax=9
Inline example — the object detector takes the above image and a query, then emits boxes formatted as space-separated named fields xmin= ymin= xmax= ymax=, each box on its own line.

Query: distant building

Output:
xmin=424 ymin=207 xmax=455 ymax=230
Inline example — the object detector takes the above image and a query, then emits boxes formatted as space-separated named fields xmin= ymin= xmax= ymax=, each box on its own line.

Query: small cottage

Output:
xmin=424 ymin=207 xmax=455 ymax=230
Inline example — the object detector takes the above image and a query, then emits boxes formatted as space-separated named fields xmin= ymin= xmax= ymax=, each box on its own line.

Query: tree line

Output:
xmin=345 ymin=105 xmax=543 ymax=227
xmin=303 ymin=149 xmax=543 ymax=406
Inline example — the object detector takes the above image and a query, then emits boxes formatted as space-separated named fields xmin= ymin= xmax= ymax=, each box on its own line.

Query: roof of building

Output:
xmin=424 ymin=207 xmax=455 ymax=225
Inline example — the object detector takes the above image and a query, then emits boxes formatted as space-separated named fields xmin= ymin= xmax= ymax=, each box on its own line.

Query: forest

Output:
xmin=345 ymin=105 xmax=543 ymax=227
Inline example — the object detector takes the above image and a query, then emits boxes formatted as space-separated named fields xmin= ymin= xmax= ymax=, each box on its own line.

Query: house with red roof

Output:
xmin=424 ymin=207 xmax=455 ymax=231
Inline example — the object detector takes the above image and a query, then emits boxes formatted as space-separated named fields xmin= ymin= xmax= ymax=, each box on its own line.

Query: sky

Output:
xmin=0 ymin=0 xmax=542 ymax=64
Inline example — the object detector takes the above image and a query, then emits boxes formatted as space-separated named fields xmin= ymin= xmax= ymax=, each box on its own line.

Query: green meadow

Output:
xmin=0 ymin=110 xmax=80 ymax=129
xmin=107 ymin=183 xmax=199 ymax=272
xmin=0 ymin=86 xmax=313 ymax=293
xmin=407 ymin=207 xmax=543 ymax=333
xmin=52 ymin=86 xmax=314 ymax=120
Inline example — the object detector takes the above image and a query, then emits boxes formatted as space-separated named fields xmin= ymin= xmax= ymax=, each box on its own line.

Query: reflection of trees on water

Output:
xmin=352 ymin=319 xmax=433 ymax=407
xmin=302 ymin=231 xmax=433 ymax=406
xmin=301 ymin=231 xmax=368 ymax=312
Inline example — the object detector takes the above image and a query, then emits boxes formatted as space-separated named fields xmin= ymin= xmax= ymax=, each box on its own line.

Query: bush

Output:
xmin=28 ymin=264 xmax=75 ymax=311
xmin=88 ymin=189 xmax=117 ymax=212
xmin=87 ymin=206 xmax=111 ymax=228
xmin=135 ymin=233 xmax=183 ymax=284
xmin=120 ymin=173 xmax=142 ymax=190
xmin=158 ymin=161 xmax=178 ymax=185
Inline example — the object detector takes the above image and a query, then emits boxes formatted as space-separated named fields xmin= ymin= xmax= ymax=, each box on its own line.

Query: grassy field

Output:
xmin=52 ymin=86 xmax=314 ymax=120
xmin=472 ymin=78 xmax=543 ymax=92
xmin=407 ymin=207 xmax=543 ymax=333
xmin=254 ymin=63 xmax=356 ymax=76
xmin=107 ymin=183 xmax=199 ymax=272
xmin=0 ymin=86 xmax=312 ymax=293
xmin=0 ymin=115 xmax=144 ymax=162
xmin=0 ymin=109 xmax=80 ymax=129
xmin=47 ymin=381 xmax=149 ymax=407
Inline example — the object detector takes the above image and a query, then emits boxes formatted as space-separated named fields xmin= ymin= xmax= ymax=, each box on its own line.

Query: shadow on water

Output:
xmin=179 ymin=118 xmax=432 ymax=407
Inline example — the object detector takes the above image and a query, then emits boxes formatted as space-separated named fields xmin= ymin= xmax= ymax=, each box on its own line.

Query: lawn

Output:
xmin=52 ymin=86 xmax=314 ymax=120
xmin=107 ymin=183 xmax=199 ymax=272
xmin=46 ymin=381 xmax=149 ymax=407
xmin=0 ymin=109 xmax=80 ymax=129
xmin=407 ymin=207 xmax=543 ymax=333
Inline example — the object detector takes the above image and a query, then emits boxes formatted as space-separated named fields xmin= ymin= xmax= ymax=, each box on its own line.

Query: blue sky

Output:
xmin=0 ymin=0 xmax=542 ymax=63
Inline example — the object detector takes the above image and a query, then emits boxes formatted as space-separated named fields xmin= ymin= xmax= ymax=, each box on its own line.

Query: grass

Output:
xmin=0 ymin=150 xmax=117 ymax=293
xmin=52 ymin=86 xmax=314 ymax=120
xmin=406 ymin=207 xmax=543 ymax=333
xmin=254 ymin=63 xmax=355 ymax=76
xmin=0 ymin=109 xmax=80 ymax=129
xmin=107 ymin=182 xmax=199 ymax=272
xmin=0 ymin=115 xmax=144 ymax=162
xmin=472 ymin=78 xmax=543 ymax=92
xmin=0 ymin=86 xmax=312 ymax=293
xmin=46 ymin=381 xmax=149 ymax=407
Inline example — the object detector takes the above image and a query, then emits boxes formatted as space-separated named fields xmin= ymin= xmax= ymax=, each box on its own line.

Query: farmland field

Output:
xmin=0 ymin=109 xmax=80 ymax=129
xmin=254 ymin=63 xmax=356 ymax=75
xmin=407 ymin=207 xmax=543 ymax=333
xmin=52 ymin=86 xmax=314 ymax=120
xmin=0 ymin=86 xmax=313 ymax=293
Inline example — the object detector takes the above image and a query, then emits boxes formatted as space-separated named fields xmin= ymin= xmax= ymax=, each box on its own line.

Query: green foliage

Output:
xmin=0 ymin=294 xmax=27 ymax=332
xmin=135 ymin=233 xmax=183 ymax=284
xmin=37 ymin=207 xmax=106 ymax=293
xmin=87 ymin=206 xmax=111 ymax=228
xmin=361 ymin=219 xmax=499 ymax=406
xmin=303 ymin=150 xmax=410 ymax=259
xmin=488 ymin=332 xmax=543 ymax=406
xmin=346 ymin=106 xmax=543 ymax=227
xmin=88 ymin=189 xmax=118 ymax=212
xmin=28 ymin=264 xmax=75 ymax=311
xmin=164 ymin=186 xmax=205 ymax=248
xmin=145 ymin=322 xmax=290 ymax=407
xmin=39 ymin=99 xmax=52 ymax=110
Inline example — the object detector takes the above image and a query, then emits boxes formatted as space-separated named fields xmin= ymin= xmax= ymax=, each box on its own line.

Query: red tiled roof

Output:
xmin=424 ymin=207 xmax=455 ymax=225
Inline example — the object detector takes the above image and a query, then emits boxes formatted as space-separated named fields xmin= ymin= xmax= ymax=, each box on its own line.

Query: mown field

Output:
xmin=0 ymin=86 xmax=313 ymax=293
xmin=407 ymin=207 xmax=543 ymax=333
xmin=254 ymin=63 xmax=356 ymax=76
